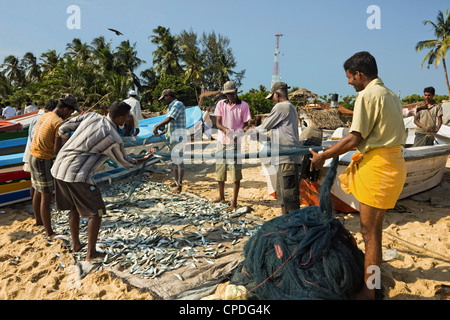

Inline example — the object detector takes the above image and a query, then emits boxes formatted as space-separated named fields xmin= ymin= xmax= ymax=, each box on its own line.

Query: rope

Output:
xmin=248 ymin=243 xmax=301 ymax=294
xmin=154 ymin=143 xmax=322 ymax=160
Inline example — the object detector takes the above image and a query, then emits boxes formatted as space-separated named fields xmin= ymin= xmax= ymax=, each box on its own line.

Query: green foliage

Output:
xmin=0 ymin=26 xmax=246 ymax=111
xmin=150 ymin=75 xmax=197 ymax=112
xmin=415 ymin=9 xmax=450 ymax=96
xmin=401 ymin=94 xmax=424 ymax=104
xmin=402 ymin=94 xmax=449 ymax=104
xmin=239 ymin=88 xmax=274 ymax=115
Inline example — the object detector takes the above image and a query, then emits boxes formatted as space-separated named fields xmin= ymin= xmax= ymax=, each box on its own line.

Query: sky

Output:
xmin=0 ymin=0 xmax=449 ymax=100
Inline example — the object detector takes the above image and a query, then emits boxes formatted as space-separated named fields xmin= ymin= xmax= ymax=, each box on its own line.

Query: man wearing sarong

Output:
xmin=309 ymin=51 xmax=407 ymax=300
xmin=30 ymin=94 xmax=79 ymax=237
xmin=413 ymin=87 xmax=443 ymax=147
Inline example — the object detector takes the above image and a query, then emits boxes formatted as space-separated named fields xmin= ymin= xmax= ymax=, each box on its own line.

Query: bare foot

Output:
xmin=212 ymin=198 xmax=225 ymax=203
xmin=86 ymin=251 xmax=106 ymax=262
xmin=71 ymin=243 xmax=86 ymax=253
xmin=171 ymin=186 xmax=182 ymax=194
xmin=227 ymin=202 xmax=237 ymax=211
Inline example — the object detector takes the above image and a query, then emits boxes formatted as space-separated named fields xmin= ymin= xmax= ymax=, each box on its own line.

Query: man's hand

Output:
xmin=309 ymin=148 xmax=326 ymax=171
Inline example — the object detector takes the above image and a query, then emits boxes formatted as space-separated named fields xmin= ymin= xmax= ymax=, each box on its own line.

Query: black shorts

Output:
xmin=54 ymin=179 xmax=106 ymax=219
xmin=276 ymin=163 xmax=300 ymax=213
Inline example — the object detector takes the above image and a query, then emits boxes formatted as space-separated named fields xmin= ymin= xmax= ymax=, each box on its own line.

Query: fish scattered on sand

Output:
xmin=51 ymin=180 xmax=263 ymax=279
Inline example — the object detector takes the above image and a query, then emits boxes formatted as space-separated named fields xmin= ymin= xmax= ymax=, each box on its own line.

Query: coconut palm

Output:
xmin=65 ymin=38 xmax=90 ymax=64
xmin=139 ymin=67 xmax=158 ymax=105
xmin=114 ymin=40 xmax=144 ymax=91
xmin=150 ymin=26 xmax=183 ymax=76
xmin=40 ymin=50 xmax=61 ymax=76
xmin=416 ymin=10 xmax=450 ymax=96
xmin=20 ymin=52 xmax=41 ymax=83
xmin=182 ymin=48 xmax=204 ymax=103
xmin=1 ymin=55 xmax=25 ymax=87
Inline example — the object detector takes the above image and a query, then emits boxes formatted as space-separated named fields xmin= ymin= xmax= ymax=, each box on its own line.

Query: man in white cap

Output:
xmin=213 ymin=81 xmax=251 ymax=210
xmin=123 ymin=89 xmax=143 ymax=138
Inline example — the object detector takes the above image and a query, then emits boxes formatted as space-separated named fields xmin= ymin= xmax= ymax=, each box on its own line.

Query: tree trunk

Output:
xmin=443 ymin=58 xmax=450 ymax=97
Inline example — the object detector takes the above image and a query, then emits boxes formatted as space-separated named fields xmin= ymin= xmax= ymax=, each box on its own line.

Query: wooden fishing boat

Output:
xmin=6 ymin=110 xmax=40 ymax=129
xmin=299 ymin=125 xmax=450 ymax=212
xmin=93 ymin=106 xmax=203 ymax=183
xmin=0 ymin=110 xmax=40 ymax=141
xmin=0 ymin=106 xmax=203 ymax=205
xmin=0 ymin=137 xmax=28 ymax=156
xmin=0 ymin=153 xmax=31 ymax=207
xmin=0 ymin=120 xmax=22 ymax=133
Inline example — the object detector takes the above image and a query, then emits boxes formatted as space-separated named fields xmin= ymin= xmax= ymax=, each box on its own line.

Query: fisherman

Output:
xmin=123 ymin=89 xmax=144 ymax=138
xmin=213 ymin=81 xmax=251 ymax=210
xmin=24 ymin=98 xmax=38 ymax=114
xmin=23 ymin=99 xmax=57 ymax=215
xmin=413 ymin=86 xmax=443 ymax=146
xmin=2 ymin=101 xmax=16 ymax=119
xmin=250 ymin=82 xmax=302 ymax=215
xmin=51 ymin=101 xmax=153 ymax=262
xmin=309 ymin=51 xmax=407 ymax=300
xmin=29 ymin=94 xmax=79 ymax=237
xmin=153 ymin=89 xmax=186 ymax=193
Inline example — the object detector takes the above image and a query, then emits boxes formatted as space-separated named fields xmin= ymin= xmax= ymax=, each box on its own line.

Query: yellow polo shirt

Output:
xmin=350 ymin=78 xmax=406 ymax=154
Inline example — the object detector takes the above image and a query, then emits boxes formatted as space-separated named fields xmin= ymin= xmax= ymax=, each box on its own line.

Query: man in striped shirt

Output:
xmin=51 ymin=101 xmax=153 ymax=262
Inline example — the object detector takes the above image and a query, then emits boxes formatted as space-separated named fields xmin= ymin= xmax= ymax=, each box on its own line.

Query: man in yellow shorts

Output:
xmin=309 ymin=51 xmax=407 ymax=299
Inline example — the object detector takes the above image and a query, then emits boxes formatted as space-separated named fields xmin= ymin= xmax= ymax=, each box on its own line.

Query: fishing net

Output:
xmin=230 ymin=157 xmax=366 ymax=300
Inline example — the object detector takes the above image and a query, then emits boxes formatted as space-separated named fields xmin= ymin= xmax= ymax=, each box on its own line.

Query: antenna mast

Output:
xmin=271 ymin=33 xmax=283 ymax=88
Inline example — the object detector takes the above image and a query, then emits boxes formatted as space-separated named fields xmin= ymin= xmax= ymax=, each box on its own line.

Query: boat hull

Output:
xmin=301 ymin=145 xmax=450 ymax=213
xmin=0 ymin=106 xmax=203 ymax=206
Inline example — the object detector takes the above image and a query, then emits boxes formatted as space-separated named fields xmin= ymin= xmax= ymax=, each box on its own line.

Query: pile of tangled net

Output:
xmin=231 ymin=157 xmax=366 ymax=299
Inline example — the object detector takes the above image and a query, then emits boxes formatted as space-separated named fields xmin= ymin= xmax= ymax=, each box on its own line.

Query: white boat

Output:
xmin=299 ymin=124 xmax=450 ymax=212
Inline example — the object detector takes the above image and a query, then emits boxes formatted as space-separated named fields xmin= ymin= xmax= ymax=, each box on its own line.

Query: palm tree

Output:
xmin=89 ymin=36 xmax=113 ymax=69
xmin=1 ymin=55 xmax=25 ymax=87
xmin=150 ymin=26 xmax=183 ymax=76
xmin=0 ymin=71 xmax=13 ymax=99
xmin=21 ymin=52 xmax=41 ymax=83
xmin=213 ymin=52 xmax=235 ymax=88
xmin=182 ymin=47 xmax=204 ymax=103
xmin=65 ymin=38 xmax=90 ymax=63
xmin=140 ymin=67 xmax=158 ymax=105
xmin=40 ymin=50 xmax=61 ymax=76
xmin=416 ymin=10 xmax=450 ymax=96
xmin=114 ymin=40 xmax=144 ymax=91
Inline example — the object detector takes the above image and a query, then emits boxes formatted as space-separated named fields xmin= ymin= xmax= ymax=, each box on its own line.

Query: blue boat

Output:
xmin=0 ymin=106 xmax=203 ymax=205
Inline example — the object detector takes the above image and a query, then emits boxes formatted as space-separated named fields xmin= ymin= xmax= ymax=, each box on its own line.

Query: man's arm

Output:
xmin=215 ymin=116 xmax=228 ymax=134
xmin=153 ymin=116 xmax=173 ymax=135
xmin=436 ymin=115 xmax=443 ymax=132
xmin=58 ymin=113 xmax=89 ymax=140
xmin=54 ymin=136 xmax=64 ymax=155
xmin=309 ymin=131 xmax=362 ymax=170
xmin=413 ymin=112 xmax=429 ymax=131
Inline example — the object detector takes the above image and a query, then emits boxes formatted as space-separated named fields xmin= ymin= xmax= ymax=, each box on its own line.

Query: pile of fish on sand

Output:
xmin=51 ymin=174 xmax=264 ymax=280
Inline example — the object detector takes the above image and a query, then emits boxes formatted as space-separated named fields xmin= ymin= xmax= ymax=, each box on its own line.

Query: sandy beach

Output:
xmin=0 ymin=156 xmax=449 ymax=300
